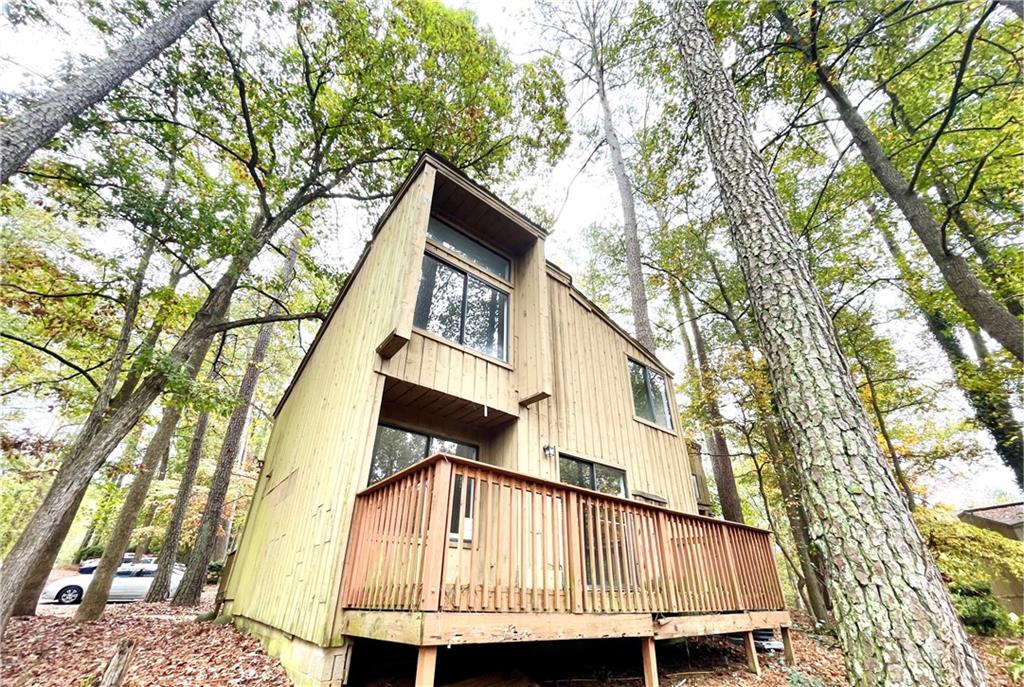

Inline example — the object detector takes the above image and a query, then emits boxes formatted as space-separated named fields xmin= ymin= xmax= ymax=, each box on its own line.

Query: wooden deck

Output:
xmin=337 ymin=454 xmax=791 ymax=686
xmin=339 ymin=454 xmax=786 ymax=617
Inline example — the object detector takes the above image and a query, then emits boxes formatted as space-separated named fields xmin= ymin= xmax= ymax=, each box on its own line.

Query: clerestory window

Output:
xmin=627 ymin=359 xmax=673 ymax=430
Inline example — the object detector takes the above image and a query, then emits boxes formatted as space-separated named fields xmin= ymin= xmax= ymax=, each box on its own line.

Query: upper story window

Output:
xmin=559 ymin=454 xmax=627 ymax=497
xmin=628 ymin=359 xmax=673 ymax=430
xmin=369 ymin=424 xmax=476 ymax=485
xmin=413 ymin=253 xmax=508 ymax=362
xmin=427 ymin=217 xmax=510 ymax=280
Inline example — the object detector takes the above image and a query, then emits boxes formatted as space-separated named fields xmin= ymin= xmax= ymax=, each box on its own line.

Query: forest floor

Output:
xmin=2 ymin=598 xmax=1021 ymax=686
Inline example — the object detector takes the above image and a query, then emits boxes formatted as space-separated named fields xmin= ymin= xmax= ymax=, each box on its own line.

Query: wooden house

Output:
xmin=222 ymin=153 xmax=791 ymax=687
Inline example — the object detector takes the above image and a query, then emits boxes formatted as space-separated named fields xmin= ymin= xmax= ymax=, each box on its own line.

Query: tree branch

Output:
xmin=1 ymin=332 xmax=100 ymax=390
xmin=201 ymin=311 xmax=325 ymax=337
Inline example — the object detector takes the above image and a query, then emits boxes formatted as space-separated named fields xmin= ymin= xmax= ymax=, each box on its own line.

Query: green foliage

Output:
xmin=1002 ymin=644 xmax=1024 ymax=682
xmin=949 ymin=580 xmax=1013 ymax=636
xmin=207 ymin=559 xmax=225 ymax=584
xmin=74 ymin=545 xmax=105 ymax=562
xmin=787 ymin=670 xmax=826 ymax=687
xmin=915 ymin=506 xmax=1024 ymax=586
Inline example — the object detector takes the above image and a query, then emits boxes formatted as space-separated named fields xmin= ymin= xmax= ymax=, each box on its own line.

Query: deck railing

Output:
xmin=340 ymin=454 xmax=785 ymax=614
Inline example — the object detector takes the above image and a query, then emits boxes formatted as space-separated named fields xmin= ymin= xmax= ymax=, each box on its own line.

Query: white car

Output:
xmin=41 ymin=563 xmax=183 ymax=604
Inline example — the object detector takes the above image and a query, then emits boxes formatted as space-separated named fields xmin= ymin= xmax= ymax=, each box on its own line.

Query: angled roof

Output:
xmin=959 ymin=502 xmax=1024 ymax=527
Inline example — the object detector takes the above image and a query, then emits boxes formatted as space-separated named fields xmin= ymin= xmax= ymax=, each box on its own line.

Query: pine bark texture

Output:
xmin=146 ymin=407 xmax=210 ymax=601
xmin=173 ymin=234 xmax=300 ymax=606
xmin=682 ymin=292 xmax=745 ymax=523
xmin=0 ymin=0 xmax=215 ymax=183
xmin=773 ymin=9 xmax=1022 ymax=363
xmin=671 ymin=2 xmax=986 ymax=685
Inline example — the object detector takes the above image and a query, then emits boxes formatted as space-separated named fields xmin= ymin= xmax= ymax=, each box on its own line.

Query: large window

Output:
xmin=627 ymin=359 xmax=673 ymax=429
xmin=558 ymin=454 xmax=627 ymax=497
xmin=368 ymin=424 xmax=476 ymax=485
xmin=427 ymin=217 xmax=510 ymax=280
xmin=413 ymin=253 xmax=508 ymax=361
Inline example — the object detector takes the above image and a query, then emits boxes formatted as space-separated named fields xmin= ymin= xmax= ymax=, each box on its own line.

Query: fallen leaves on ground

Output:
xmin=1 ymin=600 xmax=289 ymax=686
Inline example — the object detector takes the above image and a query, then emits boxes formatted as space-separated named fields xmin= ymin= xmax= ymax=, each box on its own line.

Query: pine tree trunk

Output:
xmin=873 ymin=207 xmax=1023 ymax=488
xmin=595 ymin=68 xmax=656 ymax=352
xmin=682 ymin=292 xmax=745 ymax=523
xmin=773 ymin=8 xmax=1022 ymax=362
xmin=0 ymin=0 xmax=216 ymax=183
xmin=173 ymin=233 xmax=300 ymax=606
xmin=671 ymin=3 xmax=986 ymax=684
xmin=75 ymin=375 xmax=195 ymax=621
xmin=146 ymin=407 xmax=210 ymax=602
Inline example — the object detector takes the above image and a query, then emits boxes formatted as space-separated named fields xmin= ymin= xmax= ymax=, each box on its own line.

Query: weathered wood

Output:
xmin=99 ymin=638 xmax=136 ymax=687
xmin=415 ymin=646 xmax=438 ymax=687
xmin=781 ymin=625 xmax=796 ymax=666
xmin=640 ymin=637 xmax=658 ymax=687
xmin=742 ymin=631 xmax=760 ymax=677
xmin=422 ymin=611 xmax=654 ymax=645
xmin=653 ymin=610 xmax=791 ymax=639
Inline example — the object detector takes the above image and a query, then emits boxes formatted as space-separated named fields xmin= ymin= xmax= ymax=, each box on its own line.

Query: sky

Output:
xmin=1 ymin=0 xmax=1019 ymax=511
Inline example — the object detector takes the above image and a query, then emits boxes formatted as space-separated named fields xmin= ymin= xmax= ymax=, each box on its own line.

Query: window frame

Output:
xmin=367 ymin=422 xmax=479 ymax=486
xmin=426 ymin=215 xmax=513 ymax=285
xmin=414 ymin=250 xmax=511 ymax=363
xmin=557 ymin=452 xmax=629 ymax=498
xmin=626 ymin=357 xmax=676 ymax=432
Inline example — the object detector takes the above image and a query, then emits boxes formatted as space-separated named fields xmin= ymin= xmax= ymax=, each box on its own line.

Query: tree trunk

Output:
xmin=873 ymin=207 xmax=1023 ymax=488
xmin=173 ymin=233 xmax=300 ymax=606
xmin=146 ymin=405 xmax=210 ymax=602
xmin=75 ymin=366 xmax=196 ymax=622
xmin=773 ymin=8 xmax=1022 ymax=362
xmin=5 ymin=240 xmax=154 ymax=620
xmin=595 ymin=67 xmax=656 ymax=352
xmin=0 ymin=0 xmax=216 ymax=183
xmin=0 ymin=210 xmax=267 ymax=635
xmin=132 ymin=446 xmax=168 ymax=561
xmin=671 ymin=2 xmax=986 ymax=684
xmin=682 ymin=292 xmax=745 ymax=523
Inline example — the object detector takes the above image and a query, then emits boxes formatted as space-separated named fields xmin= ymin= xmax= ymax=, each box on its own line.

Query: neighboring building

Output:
xmin=959 ymin=502 xmax=1024 ymax=614
xmin=222 ymin=153 xmax=789 ymax=687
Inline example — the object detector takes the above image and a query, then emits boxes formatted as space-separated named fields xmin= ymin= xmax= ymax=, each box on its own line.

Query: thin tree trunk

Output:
xmin=0 ymin=0 xmax=216 ymax=183
xmin=6 ymin=240 xmax=154 ymax=619
xmin=774 ymin=8 xmax=1022 ymax=362
xmin=173 ymin=232 xmax=301 ymax=606
xmin=146 ymin=404 xmax=210 ymax=602
xmin=682 ymin=291 xmax=745 ymax=523
xmin=762 ymin=421 xmax=832 ymax=624
xmin=75 ymin=343 xmax=204 ymax=622
xmin=671 ymin=3 xmax=986 ymax=684
xmin=132 ymin=446 xmax=169 ymax=561
xmin=857 ymin=355 xmax=916 ymax=511
xmin=594 ymin=65 xmax=656 ymax=351
xmin=0 ymin=211 xmax=267 ymax=634
xmin=873 ymin=206 xmax=1023 ymax=488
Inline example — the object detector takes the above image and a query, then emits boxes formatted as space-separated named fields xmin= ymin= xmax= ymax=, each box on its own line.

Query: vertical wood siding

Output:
xmin=224 ymin=166 xmax=436 ymax=645
xmin=487 ymin=275 xmax=698 ymax=514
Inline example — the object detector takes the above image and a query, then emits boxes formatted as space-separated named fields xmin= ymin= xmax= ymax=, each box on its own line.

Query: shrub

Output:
xmin=1001 ymin=645 xmax=1024 ymax=683
xmin=787 ymin=669 xmax=826 ymax=687
xmin=207 ymin=560 xmax=225 ymax=584
xmin=74 ymin=544 xmax=105 ymax=562
xmin=949 ymin=581 xmax=1012 ymax=636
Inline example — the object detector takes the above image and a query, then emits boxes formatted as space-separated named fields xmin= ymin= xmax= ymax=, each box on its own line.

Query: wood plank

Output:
xmin=653 ymin=611 xmax=792 ymax=639
xmin=640 ymin=637 xmax=658 ymax=687
xmin=743 ymin=631 xmax=760 ymax=677
xmin=416 ymin=646 xmax=438 ymax=687
xmin=339 ymin=610 xmax=424 ymax=644
xmin=420 ymin=461 xmax=453 ymax=610
xmin=781 ymin=625 xmax=796 ymax=666
xmin=421 ymin=612 xmax=654 ymax=645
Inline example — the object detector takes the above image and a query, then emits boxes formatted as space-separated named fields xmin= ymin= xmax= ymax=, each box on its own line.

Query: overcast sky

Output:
xmin=2 ymin=0 xmax=1019 ymax=509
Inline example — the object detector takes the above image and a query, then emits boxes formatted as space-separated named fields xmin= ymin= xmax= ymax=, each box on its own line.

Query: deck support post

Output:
xmin=640 ymin=637 xmax=658 ymax=687
xmin=742 ymin=631 xmax=761 ymax=676
xmin=415 ymin=646 xmax=438 ymax=687
xmin=781 ymin=626 xmax=796 ymax=666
